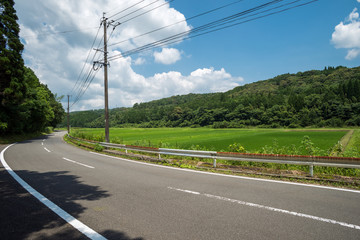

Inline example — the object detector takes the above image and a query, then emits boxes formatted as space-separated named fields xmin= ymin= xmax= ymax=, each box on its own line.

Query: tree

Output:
xmin=0 ymin=2 xmax=65 ymax=133
xmin=0 ymin=0 xmax=25 ymax=133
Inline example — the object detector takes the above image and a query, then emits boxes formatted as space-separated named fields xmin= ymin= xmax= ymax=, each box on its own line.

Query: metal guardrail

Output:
xmin=67 ymin=135 xmax=360 ymax=177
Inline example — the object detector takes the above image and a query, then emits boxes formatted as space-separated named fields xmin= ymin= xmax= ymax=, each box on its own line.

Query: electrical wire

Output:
xmin=20 ymin=26 xmax=99 ymax=39
xmin=71 ymin=0 xmax=318 ymax=107
xmin=107 ymin=0 xmax=317 ymax=62
xmin=71 ymin=25 xmax=102 ymax=94
xmin=107 ymin=0 xmax=146 ymax=19
xmin=107 ymin=0 xmax=285 ymax=61
xmin=71 ymin=28 xmax=106 ymax=107
xmin=106 ymin=0 xmax=246 ymax=49
xmin=119 ymin=0 xmax=175 ymax=25
xmin=112 ymin=0 xmax=162 ymax=22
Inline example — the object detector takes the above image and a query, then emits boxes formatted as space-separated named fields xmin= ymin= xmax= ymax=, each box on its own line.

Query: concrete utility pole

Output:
xmin=67 ymin=95 xmax=70 ymax=134
xmin=103 ymin=13 xmax=110 ymax=143
xmin=93 ymin=13 xmax=120 ymax=143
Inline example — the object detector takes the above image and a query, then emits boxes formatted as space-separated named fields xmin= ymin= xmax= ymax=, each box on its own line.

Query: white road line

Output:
xmin=0 ymin=144 xmax=106 ymax=240
xmin=62 ymin=157 xmax=95 ymax=169
xmin=168 ymin=187 xmax=201 ymax=195
xmin=90 ymin=152 xmax=360 ymax=194
xmin=44 ymin=147 xmax=51 ymax=153
xmin=41 ymin=142 xmax=43 ymax=146
xmin=168 ymin=187 xmax=360 ymax=230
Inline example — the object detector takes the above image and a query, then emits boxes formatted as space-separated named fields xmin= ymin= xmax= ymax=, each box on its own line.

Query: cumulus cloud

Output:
xmin=15 ymin=0 xmax=243 ymax=111
xmin=154 ymin=48 xmax=182 ymax=64
xmin=345 ymin=48 xmax=360 ymax=60
xmin=331 ymin=8 xmax=360 ymax=60
xmin=106 ymin=64 xmax=243 ymax=107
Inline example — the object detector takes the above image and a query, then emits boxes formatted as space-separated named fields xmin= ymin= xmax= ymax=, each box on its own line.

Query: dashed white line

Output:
xmin=44 ymin=147 xmax=51 ymax=153
xmin=168 ymin=187 xmax=360 ymax=231
xmin=62 ymin=157 xmax=95 ymax=169
xmin=0 ymin=144 xmax=105 ymax=240
xmin=168 ymin=187 xmax=200 ymax=195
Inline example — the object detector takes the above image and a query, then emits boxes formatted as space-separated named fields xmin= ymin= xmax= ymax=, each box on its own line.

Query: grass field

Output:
xmin=71 ymin=128 xmax=349 ymax=155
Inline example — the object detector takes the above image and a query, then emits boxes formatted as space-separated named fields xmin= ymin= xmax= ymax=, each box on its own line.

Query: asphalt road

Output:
xmin=1 ymin=131 xmax=360 ymax=239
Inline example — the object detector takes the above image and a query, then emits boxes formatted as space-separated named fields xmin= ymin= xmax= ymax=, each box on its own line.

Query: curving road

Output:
xmin=1 ymin=131 xmax=360 ymax=239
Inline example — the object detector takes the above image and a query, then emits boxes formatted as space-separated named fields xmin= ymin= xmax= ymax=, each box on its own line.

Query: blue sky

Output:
xmin=15 ymin=0 xmax=360 ymax=110
xmin=138 ymin=0 xmax=360 ymax=83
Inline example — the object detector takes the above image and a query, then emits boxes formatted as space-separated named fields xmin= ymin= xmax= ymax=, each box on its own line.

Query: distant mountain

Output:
xmin=60 ymin=66 xmax=360 ymax=128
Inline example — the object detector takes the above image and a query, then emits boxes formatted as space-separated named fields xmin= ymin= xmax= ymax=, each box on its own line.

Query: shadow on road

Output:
xmin=0 ymin=166 xmax=143 ymax=239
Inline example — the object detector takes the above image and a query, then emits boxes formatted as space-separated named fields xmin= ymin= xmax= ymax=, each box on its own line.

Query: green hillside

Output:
xmin=61 ymin=66 xmax=360 ymax=128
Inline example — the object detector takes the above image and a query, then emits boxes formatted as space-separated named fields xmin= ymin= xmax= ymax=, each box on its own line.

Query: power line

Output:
xmin=107 ymin=0 xmax=145 ymax=19
xmin=20 ymin=26 xmax=99 ymax=39
xmin=119 ymin=0 xmax=175 ymax=25
xmin=71 ymin=15 xmax=122 ymax=109
xmin=71 ymin=20 xmax=110 ymax=106
xmin=70 ymin=0 xmax=318 ymax=108
xmin=111 ymin=0 xmax=162 ymax=22
xmin=71 ymin=35 xmax=105 ymax=107
xmin=106 ymin=0 xmax=246 ymax=49
xmin=71 ymin=0 xmax=169 ymax=107
xmin=107 ymin=0 xmax=285 ymax=61
xmin=71 ymin=25 xmax=102 ymax=94
xmin=107 ymin=0 xmax=317 ymax=62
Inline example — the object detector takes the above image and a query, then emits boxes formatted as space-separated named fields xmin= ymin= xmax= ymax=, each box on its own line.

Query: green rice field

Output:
xmin=71 ymin=128 xmax=349 ymax=154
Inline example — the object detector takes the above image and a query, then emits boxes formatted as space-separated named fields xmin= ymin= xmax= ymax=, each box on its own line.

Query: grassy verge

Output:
xmin=64 ymin=134 xmax=360 ymax=190
xmin=343 ymin=129 xmax=360 ymax=157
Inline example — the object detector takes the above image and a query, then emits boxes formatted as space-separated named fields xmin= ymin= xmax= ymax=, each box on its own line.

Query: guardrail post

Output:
xmin=309 ymin=164 xmax=314 ymax=177
xmin=125 ymin=149 xmax=128 ymax=154
xmin=213 ymin=158 xmax=217 ymax=168
xmin=159 ymin=153 xmax=161 ymax=159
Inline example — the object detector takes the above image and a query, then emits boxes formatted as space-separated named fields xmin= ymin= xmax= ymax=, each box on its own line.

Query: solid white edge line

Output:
xmin=89 ymin=151 xmax=360 ymax=194
xmin=1 ymin=144 xmax=106 ymax=240
xmin=168 ymin=187 xmax=360 ymax=230
xmin=62 ymin=157 xmax=95 ymax=169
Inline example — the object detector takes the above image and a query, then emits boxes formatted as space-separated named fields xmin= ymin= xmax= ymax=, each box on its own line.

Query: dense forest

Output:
xmin=0 ymin=0 xmax=64 ymax=134
xmin=62 ymin=66 xmax=360 ymax=129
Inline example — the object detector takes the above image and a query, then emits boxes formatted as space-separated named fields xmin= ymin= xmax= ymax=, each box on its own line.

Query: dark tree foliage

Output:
xmin=63 ymin=66 xmax=360 ymax=129
xmin=0 ymin=1 xmax=64 ymax=133
xmin=0 ymin=0 xmax=25 ymax=131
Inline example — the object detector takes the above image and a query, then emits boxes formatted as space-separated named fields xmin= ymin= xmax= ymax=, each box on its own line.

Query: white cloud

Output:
xmin=348 ymin=7 xmax=360 ymax=22
xmin=331 ymin=8 xmax=360 ymax=60
xmin=15 ymin=0 xmax=243 ymax=111
xmin=106 ymin=65 xmax=243 ymax=108
xmin=134 ymin=57 xmax=146 ymax=65
xmin=345 ymin=48 xmax=360 ymax=60
xmin=154 ymin=48 xmax=182 ymax=64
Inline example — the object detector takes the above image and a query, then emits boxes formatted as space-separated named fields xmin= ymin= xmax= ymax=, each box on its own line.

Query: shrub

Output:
xmin=228 ymin=143 xmax=246 ymax=153
xmin=94 ymin=143 xmax=104 ymax=152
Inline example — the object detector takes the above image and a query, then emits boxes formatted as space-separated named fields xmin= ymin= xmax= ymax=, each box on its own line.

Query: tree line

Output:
xmin=62 ymin=66 xmax=360 ymax=129
xmin=0 ymin=0 xmax=64 ymax=134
